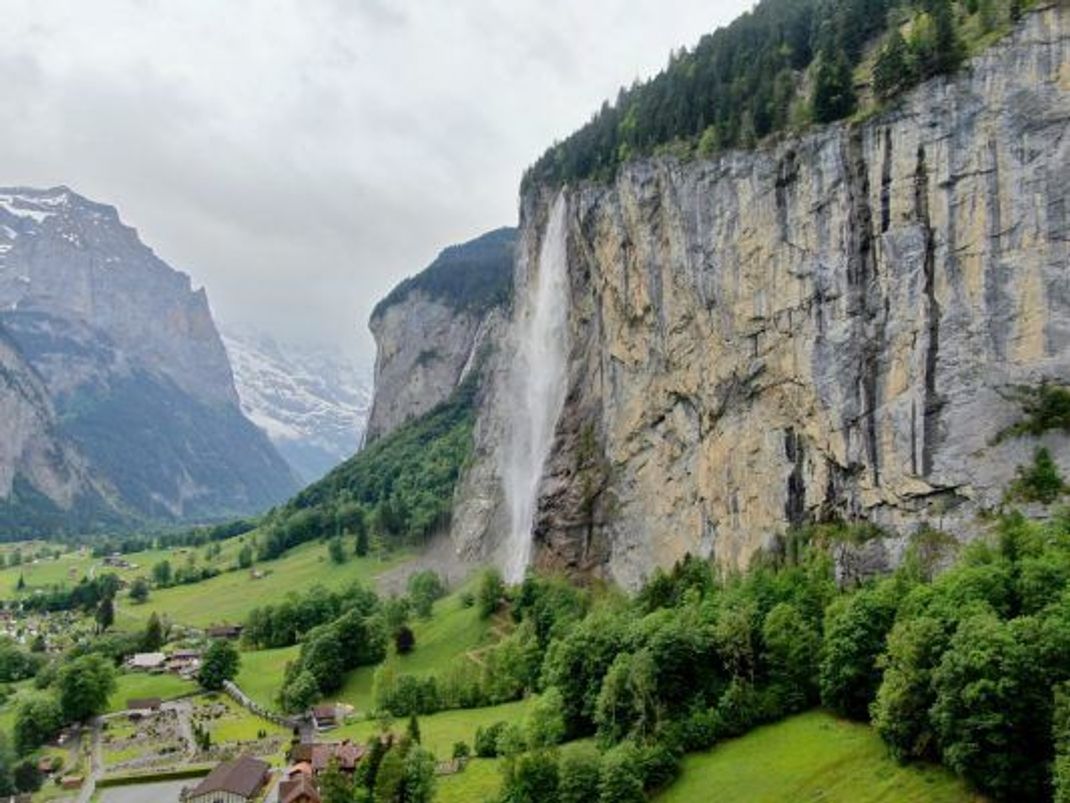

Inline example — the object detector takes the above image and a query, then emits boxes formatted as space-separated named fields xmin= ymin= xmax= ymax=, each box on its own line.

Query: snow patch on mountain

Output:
xmin=223 ymin=328 xmax=373 ymax=482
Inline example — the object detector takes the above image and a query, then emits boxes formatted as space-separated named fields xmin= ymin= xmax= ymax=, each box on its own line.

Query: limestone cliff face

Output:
xmin=365 ymin=228 xmax=516 ymax=443
xmin=454 ymin=6 xmax=1070 ymax=587
xmin=367 ymin=294 xmax=497 ymax=442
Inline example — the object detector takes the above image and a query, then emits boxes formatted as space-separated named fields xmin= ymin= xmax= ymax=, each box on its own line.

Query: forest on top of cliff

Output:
xmin=524 ymin=0 xmax=1028 ymax=189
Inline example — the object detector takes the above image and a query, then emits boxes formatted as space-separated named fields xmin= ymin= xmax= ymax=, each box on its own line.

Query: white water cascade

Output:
xmin=502 ymin=193 xmax=571 ymax=583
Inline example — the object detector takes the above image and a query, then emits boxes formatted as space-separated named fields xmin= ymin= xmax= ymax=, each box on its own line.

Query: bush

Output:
xmin=558 ymin=744 xmax=602 ymax=803
xmin=478 ymin=569 xmax=505 ymax=620
xmin=598 ymin=743 xmax=645 ymax=803
xmin=474 ymin=721 xmax=507 ymax=758
xmin=395 ymin=625 xmax=415 ymax=655
xmin=1008 ymin=447 xmax=1066 ymax=504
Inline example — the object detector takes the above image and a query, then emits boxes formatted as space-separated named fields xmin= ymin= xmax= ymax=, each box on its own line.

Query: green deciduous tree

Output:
xmin=558 ymin=743 xmax=602 ymax=803
xmin=598 ymin=743 xmax=645 ymax=803
xmin=403 ymin=746 xmax=436 ymax=803
xmin=128 ymin=577 xmax=149 ymax=604
xmin=142 ymin=612 xmax=164 ymax=652
xmin=57 ymin=654 xmax=115 ymax=723
xmin=819 ymin=585 xmax=896 ymax=719
xmin=931 ymin=614 xmax=1052 ymax=800
xmin=198 ymin=639 xmax=240 ymax=691
xmin=320 ymin=757 xmax=356 ymax=803
xmin=281 ymin=669 xmax=320 ymax=713
xmin=14 ymin=694 xmax=62 ymax=755
xmin=407 ymin=571 xmax=446 ymax=619
xmin=762 ymin=602 xmax=821 ymax=712
xmin=478 ymin=569 xmax=505 ymax=620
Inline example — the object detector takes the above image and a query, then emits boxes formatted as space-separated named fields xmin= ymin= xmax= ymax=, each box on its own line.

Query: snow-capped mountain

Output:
xmin=0 ymin=185 xmax=298 ymax=525
xmin=223 ymin=328 xmax=373 ymax=483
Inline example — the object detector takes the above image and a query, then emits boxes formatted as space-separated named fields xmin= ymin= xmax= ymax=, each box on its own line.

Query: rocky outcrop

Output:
xmin=0 ymin=324 xmax=122 ymax=534
xmin=0 ymin=186 xmax=297 ymax=523
xmin=453 ymin=6 xmax=1070 ymax=587
xmin=365 ymin=228 xmax=516 ymax=442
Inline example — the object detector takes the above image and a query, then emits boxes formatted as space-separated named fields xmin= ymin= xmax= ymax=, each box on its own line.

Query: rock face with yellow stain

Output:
xmin=451 ymin=6 xmax=1070 ymax=588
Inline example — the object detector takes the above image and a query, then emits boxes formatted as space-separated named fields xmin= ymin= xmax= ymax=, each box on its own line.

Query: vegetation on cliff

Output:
xmin=258 ymin=377 xmax=477 ymax=560
xmin=372 ymin=228 xmax=517 ymax=319
xmin=524 ymin=0 xmax=1029 ymax=189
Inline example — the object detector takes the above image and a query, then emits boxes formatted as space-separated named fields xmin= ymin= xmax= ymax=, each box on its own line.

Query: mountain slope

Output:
xmin=0 ymin=186 xmax=298 ymax=524
xmin=349 ymin=7 xmax=1070 ymax=586
xmin=0 ymin=323 xmax=125 ymax=536
xmin=365 ymin=227 xmax=516 ymax=443
xmin=224 ymin=329 xmax=372 ymax=482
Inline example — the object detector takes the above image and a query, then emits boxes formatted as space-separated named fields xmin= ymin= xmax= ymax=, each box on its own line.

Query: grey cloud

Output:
xmin=0 ymin=0 xmax=752 ymax=358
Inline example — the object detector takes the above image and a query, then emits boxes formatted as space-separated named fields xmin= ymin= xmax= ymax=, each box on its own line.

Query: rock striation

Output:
xmin=365 ymin=228 xmax=516 ymax=443
xmin=440 ymin=6 xmax=1070 ymax=587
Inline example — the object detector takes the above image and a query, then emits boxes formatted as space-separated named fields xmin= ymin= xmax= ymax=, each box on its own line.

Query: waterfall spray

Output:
xmin=502 ymin=193 xmax=571 ymax=583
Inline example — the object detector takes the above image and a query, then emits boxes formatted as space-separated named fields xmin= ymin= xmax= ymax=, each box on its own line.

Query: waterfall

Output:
xmin=502 ymin=193 xmax=571 ymax=583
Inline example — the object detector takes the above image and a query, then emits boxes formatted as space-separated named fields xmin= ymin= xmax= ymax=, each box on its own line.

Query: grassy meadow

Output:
xmin=114 ymin=537 xmax=409 ymax=629
xmin=105 ymin=672 xmax=197 ymax=714
xmin=657 ymin=710 xmax=985 ymax=803
xmin=331 ymin=585 xmax=494 ymax=714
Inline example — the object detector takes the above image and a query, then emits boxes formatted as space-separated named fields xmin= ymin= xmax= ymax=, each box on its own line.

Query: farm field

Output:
xmin=657 ymin=710 xmax=985 ymax=803
xmin=114 ymin=538 xmax=410 ymax=628
xmin=235 ymin=645 xmax=299 ymax=709
xmin=106 ymin=672 xmax=197 ymax=714
xmin=436 ymin=757 xmax=501 ymax=803
xmin=332 ymin=585 xmax=494 ymax=714
xmin=333 ymin=698 xmax=535 ymax=759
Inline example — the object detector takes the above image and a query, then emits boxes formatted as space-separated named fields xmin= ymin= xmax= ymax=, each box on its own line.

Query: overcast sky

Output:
xmin=2 ymin=0 xmax=752 ymax=362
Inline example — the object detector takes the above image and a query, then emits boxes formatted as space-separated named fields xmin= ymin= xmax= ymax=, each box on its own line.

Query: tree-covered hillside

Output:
xmin=257 ymin=378 xmax=477 ymax=560
xmin=524 ymin=0 xmax=1028 ymax=189
xmin=372 ymin=228 xmax=517 ymax=319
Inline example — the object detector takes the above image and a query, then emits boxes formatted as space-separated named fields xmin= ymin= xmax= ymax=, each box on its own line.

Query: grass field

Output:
xmin=235 ymin=645 xmax=299 ymax=709
xmin=106 ymin=672 xmax=196 ymax=713
xmin=334 ymin=587 xmax=494 ymax=714
xmin=114 ymin=539 xmax=409 ymax=629
xmin=334 ymin=698 xmax=535 ymax=759
xmin=197 ymin=694 xmax=289 ymax=744
xmin=437 ymin=757 xmax=501 ymax=803
xmin=658 ymin=710 xmax=985 ymax=802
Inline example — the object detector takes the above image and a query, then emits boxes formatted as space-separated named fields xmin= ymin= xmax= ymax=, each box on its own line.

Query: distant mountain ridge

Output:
xmin=0 ymin=185 xmax=297 ymax=529
xmin=223 ymin=328 xmax=372 ymax=482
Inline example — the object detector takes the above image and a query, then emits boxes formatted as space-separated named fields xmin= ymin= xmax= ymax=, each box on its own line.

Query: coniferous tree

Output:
xmin=873 ymin=28 xmax=914 ymax=101
xmin=811 ymin=49 xmax=857 ymax=123
xmin=95 ymin=596 xmax=114 ymax=633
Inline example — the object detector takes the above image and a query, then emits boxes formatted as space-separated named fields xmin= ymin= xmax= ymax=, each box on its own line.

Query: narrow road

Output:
xmin=75 ymin=718 xmax=103 ymax=803
xmin=165 ymin=700 xmax=196 ymax=757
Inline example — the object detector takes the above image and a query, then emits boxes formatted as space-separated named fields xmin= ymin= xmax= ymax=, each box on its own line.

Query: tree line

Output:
xmin=524 ymin=0 xmax=1027 ymax=191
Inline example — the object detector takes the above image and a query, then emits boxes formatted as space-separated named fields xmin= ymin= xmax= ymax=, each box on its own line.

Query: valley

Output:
xmin=0 ymin=0 xmax=1067 ymax=801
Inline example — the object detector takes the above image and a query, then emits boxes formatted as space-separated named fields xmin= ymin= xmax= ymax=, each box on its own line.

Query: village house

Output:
xmin=126 ymin=697 xmax=162 ymax=717
xmin=186 ymin=755 xmax=270 ymax=803
xmin=126 ymin=651 xmax=166 ymax=671
xmin=167 ymin=648 xmax=201 ymax=676
xmin=278 ymin=772 xmax=321 ymax=803
xmin=206 ymin=624 xmax=244 ymax=640
xmin=288 ymin=740 xmax=365 ymax=775
xmin=310 ymin=704 xmax=339 ymax=732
